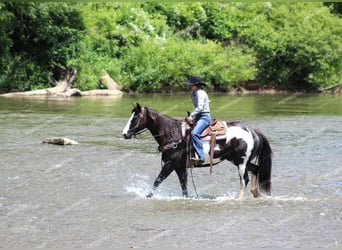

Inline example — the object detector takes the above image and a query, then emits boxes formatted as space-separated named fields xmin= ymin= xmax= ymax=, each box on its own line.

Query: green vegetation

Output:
xmin=0 ymin=2 xmax=341 ymax=93
xmin=0 ymin=3 xmax=84 ymax=91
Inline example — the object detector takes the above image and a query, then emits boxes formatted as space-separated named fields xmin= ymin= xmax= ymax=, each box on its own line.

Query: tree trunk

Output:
xmin=100 ymin=72 xmax=121 ymax=90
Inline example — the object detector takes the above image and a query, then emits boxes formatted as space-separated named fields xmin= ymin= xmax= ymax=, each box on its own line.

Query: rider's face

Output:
xmin=189 ymin=84 xmax=198 ymax=91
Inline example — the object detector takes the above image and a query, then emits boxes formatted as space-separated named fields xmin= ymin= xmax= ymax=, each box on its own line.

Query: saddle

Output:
xmin=200 ymin=119 xmax=227 ymax=141
xmin=183 ymin=118 xmax=227 ymax=173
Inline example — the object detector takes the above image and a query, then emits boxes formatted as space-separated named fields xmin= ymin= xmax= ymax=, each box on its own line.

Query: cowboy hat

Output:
xmin=184 ymin=75 xmax=207 ymax=86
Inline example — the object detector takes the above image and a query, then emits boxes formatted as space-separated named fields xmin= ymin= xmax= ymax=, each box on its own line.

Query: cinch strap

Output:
xmin=158 ymin=140 xmax=182 ymax=152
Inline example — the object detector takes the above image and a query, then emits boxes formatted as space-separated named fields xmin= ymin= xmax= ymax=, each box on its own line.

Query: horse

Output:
xmin=122 ymin=103 xmax=272 ymax=200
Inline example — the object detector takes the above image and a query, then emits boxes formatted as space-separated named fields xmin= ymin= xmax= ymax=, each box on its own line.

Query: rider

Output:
xmin=185 ymin=75 xmax=211 ymax=164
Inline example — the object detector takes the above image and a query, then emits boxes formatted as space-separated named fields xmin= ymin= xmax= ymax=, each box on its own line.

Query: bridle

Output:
xmin=127 ymin=107 xmax=149 ymax=138
xmin=125 ymin=106 xmax=187 ymax=152
xmin=131 ymin=128 xmax=148 ymax=138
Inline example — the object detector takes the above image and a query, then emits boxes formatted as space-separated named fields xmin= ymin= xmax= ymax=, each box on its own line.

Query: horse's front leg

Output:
xmin=175 ymin=166 xmax=188 ymax=197
xmin=146 ymin=161 xmax=174 ymax=198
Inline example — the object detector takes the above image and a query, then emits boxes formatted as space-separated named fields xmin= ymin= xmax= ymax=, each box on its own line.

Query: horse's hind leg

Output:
xmin=248 ymin=162 xmax=261 ymax=198
xmin=231 ymin=138 xmax=249 ymax=200
xmin=250 ymin=174 xmax=261 ymax=198
xmin=175 ymin=167 xmax=188 ymax=197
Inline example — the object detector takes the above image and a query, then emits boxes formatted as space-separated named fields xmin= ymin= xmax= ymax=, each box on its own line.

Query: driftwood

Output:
xmin=100 ymin=72 xmax=121 ymax=90
xmin=322 ymin=84 xmax=342 ymax=94
xmin=1 ymin=69 xmax=122 ymax=97
xmin=81 ymin=89 xmax=122 ymax=96
xmin=43 ymin=137 xmax=78 ymax=146
xmin=60 ymin=88 xmax=82 ymax=97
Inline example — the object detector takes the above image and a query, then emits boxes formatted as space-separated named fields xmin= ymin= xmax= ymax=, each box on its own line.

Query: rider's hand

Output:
xmin=186 ymin=116 xmax=194 ymax=125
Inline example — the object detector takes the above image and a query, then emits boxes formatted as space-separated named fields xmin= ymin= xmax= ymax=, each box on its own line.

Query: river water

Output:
xmin=0 ymin=94 xmax=341 ymax=247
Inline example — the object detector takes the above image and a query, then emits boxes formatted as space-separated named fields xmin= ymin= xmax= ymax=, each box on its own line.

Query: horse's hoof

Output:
xmin=250 ymin=188 xmax=261 ymax=198
xmin=236 ymin=195 xmax=244 ymax=201
xmin=146 ymin=192 xmax=154 ymax=198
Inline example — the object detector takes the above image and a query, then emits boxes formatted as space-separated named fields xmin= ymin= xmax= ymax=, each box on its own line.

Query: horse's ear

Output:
xmin=136 ymin=103 xmax=141 ymax=111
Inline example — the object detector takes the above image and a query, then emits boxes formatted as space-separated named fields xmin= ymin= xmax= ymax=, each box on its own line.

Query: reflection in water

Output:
xmin=0 ymin=95 xmax=341 ymax=247
xmin=1 ymin=93 xmax=341 ymax=118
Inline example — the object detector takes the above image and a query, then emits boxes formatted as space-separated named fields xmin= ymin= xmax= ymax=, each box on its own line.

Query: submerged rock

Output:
xmin=43 ymin=137 xmax=78 ymax=146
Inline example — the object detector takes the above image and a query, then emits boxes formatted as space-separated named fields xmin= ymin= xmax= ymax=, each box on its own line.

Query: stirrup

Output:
xmin=190 ymin=154 xmax=204 ymax=164
xmin=190 ymin=158 xmax=204 ymax=165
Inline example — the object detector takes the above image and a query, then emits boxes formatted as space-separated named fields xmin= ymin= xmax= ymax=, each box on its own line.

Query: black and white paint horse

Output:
xmin=123 ymin=103 xmax=272 ymax=200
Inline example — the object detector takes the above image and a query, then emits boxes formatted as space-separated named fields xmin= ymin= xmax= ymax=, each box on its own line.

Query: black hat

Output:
xmin=184 ymin=75 xmax=206 ymax=86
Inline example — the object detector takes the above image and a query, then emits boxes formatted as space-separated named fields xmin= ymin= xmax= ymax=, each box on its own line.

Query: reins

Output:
xmin=187 ymin=136 xmax=199 ymax=198
xmin=134 ymin=107 xmax=201 ymax=198
xmin=185 ymin=122 xmax=199 ymax=198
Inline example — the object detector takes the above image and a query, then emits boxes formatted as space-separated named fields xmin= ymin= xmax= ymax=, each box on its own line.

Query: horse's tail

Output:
xmin=256 ymin=130 xmax=273 ymax=195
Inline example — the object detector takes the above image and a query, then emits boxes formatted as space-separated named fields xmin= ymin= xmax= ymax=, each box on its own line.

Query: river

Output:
xmin=0 ymin=94 xmax=341 ymax=247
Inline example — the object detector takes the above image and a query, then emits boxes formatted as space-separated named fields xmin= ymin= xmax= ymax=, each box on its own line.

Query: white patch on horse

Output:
xmin=225 ymin=126 xmax=254 ymax=160
xmin=122 ymin=113 xmax=134 ymax=135
xmin=201 ymin=125 xmax=254 ymax=166
xmin=202 ymin=141 xmax=221 ymax=165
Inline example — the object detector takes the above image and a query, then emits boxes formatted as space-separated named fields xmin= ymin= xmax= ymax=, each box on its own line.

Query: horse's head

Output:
xmin=122 ymin=103 xmax=148 ymax=139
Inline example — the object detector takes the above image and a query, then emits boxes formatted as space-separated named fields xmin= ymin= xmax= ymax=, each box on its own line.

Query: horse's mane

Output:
xmin=145 ymin=106 xmax=182 ymax=140
xmin=145 ymin=106 xmax=180 ymax=123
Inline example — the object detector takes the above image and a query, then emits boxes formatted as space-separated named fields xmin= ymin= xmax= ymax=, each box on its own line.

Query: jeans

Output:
xmin=191 ymin=112 xmax=211 ymax=161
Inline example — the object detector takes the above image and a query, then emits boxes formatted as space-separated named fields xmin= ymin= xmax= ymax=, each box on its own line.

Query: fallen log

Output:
xmin=2 ymin=68 xmax=76 ymax=97
xmin=322 ymin=84 xmax=342 ymax=94
xmin=1 ymin=69 xmax=123 ymax=97
xmin=2 ymin=89 xmax=51 ymax=97
xmin=57 ymin=88 xmax=82 ymax=97
xmin=43 ymin=137 xmax=78 ymax=146
xmin=2 ymin=85 xmax=68 ymax=97
xmin=81 ymin=89 xmax=123 ymax=96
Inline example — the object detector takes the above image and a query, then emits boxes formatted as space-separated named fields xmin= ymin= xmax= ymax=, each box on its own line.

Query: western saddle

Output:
xmin=200 ymin=119 xmax=227 ymax=141
xmin=184 ymin=118 xmax=227 ymax=173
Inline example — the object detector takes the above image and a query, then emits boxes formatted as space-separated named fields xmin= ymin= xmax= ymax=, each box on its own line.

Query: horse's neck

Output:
xmin=147 ymin=110 xmax=181 ymax=146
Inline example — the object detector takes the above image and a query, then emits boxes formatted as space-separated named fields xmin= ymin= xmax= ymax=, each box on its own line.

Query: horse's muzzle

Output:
xmin=123 ymin=132 xmax=133 ymax=139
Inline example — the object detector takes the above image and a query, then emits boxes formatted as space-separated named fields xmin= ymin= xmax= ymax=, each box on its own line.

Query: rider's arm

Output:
xmin=190 ymin=90 xmax=206 ymax=118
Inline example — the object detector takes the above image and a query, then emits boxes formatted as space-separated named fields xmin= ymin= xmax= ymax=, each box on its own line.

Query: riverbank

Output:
xmin=0 ymin=89 xmax=123 ymax=98
xmin=1 ymin=83 xmax=341 ymax=97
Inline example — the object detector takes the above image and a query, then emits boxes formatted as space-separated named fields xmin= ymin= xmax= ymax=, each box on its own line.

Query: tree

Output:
xmin=212 ymin=2 xmax=342 ymax=90
xmin=0 ymin=3 xmax=85 ymax=91
xmin=2 ymin=3 xmax=341 ymax=93
xmin=325 ymin=2 xmax=342 ymax=16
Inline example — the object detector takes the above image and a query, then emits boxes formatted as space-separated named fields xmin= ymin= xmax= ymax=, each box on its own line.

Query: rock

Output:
xmin=43 ymin=137 xmax=78 ymax=146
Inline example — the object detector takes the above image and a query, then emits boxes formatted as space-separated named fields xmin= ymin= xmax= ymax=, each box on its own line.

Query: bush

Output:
xmin=2 ymin=3 xmax=341 ymax=92
xmin=236 ymin=3 xmax=342 ymax=90
xmin=119 ymin=38 xmax=256 ymax=92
